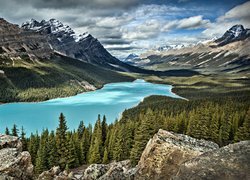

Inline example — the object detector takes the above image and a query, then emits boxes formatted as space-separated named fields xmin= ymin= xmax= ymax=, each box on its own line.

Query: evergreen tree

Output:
xmin=66 ymin=133 xmax=79 ymax=168
xmin=11 ymin=124 xmax=19 ymax=136
xmin=130 ymin=109 xmax=155 ymax=166
xmin=35 ymin=129 xmax=49 ymax=174
xmin=235 ymin=108 xmax=250 ymax=141
xmin=81 ymin=125 xmax=91 ymax=164
xmin=102 ymin=147 xmax=109 ymax=164
xmin=47 ymin=131 xmax=58 ymax=168
xmin=88 ymin=115 xmax=103 ymax=163
xmin=5 ymin=127 xmax=10 ymax=135
xmin=77 ymin=121 xmax=85 ymax=139
xmin=21 ymin=126 xmax=28 ymax=151
xmin=28 ymin=132 xmax=40 ymax=165
xmin=56 ymin=113 xmax=68 ymax=169
xmin=102 ymin=115 xmax=108 ymax=146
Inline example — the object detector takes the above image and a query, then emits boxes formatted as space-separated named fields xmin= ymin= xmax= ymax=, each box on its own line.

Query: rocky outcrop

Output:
xmin=173 ymin=141 xmax=250 ymax=180
xmin=83 ymin=160 xmax=134 ymax=180
xmin=38 ymin=166 xmax=77 ymax=180
xmin=134 ymin=129 xmax=219 ymax=180
xmin=0 ymin=18 xmax=53 ymax=60
xmin=0 ymin=134 xmax=34 ymax=180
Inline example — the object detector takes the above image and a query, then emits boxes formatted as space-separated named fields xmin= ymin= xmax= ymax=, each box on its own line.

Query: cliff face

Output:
xmin=0 ymin=18 xmax=53 ymax=60
xmin=0 ymin=134 xmax=33 ymax=180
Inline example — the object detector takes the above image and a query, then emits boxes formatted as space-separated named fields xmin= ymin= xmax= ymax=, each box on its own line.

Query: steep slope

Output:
xmin=0 ymin=18 xmax=134 ymax=103
xmin=21 ymin=19 xmax=146 ymax=73
xmin=131 ymin=25 xmax=250 ymax=74
xmin=0 ymin=18 xmax=53 ymax=59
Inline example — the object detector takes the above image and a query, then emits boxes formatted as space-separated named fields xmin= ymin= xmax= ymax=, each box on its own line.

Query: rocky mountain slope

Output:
xmin=130 ymin=25 xmax=250 ymax=74
xmin=0 ymin=130 xmax=249 ymax=180
xmin=21 ymin=19 xmax=145 ymax=73
xmin=0 ymin=18 xmax=135 ymax=102
xmin=0 ymin=18 xmax=53 ymax=59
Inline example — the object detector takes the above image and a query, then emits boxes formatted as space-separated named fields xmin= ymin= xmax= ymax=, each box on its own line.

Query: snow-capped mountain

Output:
xmin=21 ymin=19 xmax=144 ymax=72
xmin=156 ymin=44 xmax=192 ymax=52
xmin=130 ymin=24 xmax=250 ymax=74
xmin=124 ymin=53 xmax=139 ymax=62
xmin=215 ymin=24 xmax=250 ymax=46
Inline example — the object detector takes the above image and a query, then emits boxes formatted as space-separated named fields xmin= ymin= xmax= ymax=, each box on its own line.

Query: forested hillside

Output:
xmin=0 ymin=54 xmax=134 ymax=102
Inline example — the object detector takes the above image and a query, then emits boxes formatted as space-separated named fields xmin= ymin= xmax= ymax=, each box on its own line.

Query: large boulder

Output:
xmin=83 ymin=160 xmax=133 ymax=180
xmin=0 ymin=134 xmax=22 ymax=150
xmin=0 ymin=134 xmax=34 ymax=180
xmin=173 ymin=141 xmax=250 ymax=180
xmin=134 ymin=129 xmax=219 ymax=180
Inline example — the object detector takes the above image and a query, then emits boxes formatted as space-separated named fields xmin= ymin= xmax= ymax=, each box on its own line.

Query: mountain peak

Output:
xmin=215 ymin=24 xmax=250 ymax=46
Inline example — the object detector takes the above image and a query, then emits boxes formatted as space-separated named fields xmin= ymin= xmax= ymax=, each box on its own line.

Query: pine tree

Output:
xmin=11 ymin=124 xmax=19 ymax=136
xmin=47 ymin=131 xmax=58 ymax=168
xmin=56 ymin=113 xmax=68 ymax=169
xmin=35 ymin=129 xmax=49 ymax=174
xmin=88 ymin=115 xmax=103 ymax=163
xmin=5 ymin=127 xmax=10 ymax=135
xmin=219 ymin=112 xmax=231 ymax=146
xmin=102 ymin=147 xmax=109 ymax=164
xmin=81 ymin=125 xmax=91 ymax=164
xmin=21 ymin=126 xmax=28 ymax=151
xmin=102 ymin=115 xmax=108 ymax=146
xmin=77 ymin=121 xmax=85 ymax=139
xmin=66 ymin=133 xmax=79 ymax=168
xmin=28 ymin=132 xmax=40 ymax=165
xmin=235 ymin=108 xmax=250 ymax=141
xmin=130 ymin=109 xmax=155 ymax=166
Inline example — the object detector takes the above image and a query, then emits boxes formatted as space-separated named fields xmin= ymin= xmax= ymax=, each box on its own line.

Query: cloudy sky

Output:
xmin=0 ymin=0 xmax=250 ymax=59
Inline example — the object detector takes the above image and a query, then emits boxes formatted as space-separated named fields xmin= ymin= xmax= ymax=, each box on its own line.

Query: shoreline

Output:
xmin=0 ymin=79 xmax=187 ymax=106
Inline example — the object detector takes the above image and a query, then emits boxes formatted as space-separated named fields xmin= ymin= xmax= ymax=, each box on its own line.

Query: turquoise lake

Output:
xmin=0 ymin=79 xmax=182 ymax=134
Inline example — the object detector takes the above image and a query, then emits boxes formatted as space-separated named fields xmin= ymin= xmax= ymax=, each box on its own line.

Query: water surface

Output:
xmin=0 ymin=79 xmax=181 ymax=134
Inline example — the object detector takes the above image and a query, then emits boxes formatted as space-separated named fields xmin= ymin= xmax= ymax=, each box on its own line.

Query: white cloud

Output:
xmin=218 ymin=1 xmax=250 ymax=22
xmin=163 ymin=15 xmax=210 ymax=31
xmin=202 ymin=1 xmax=250 ymax=38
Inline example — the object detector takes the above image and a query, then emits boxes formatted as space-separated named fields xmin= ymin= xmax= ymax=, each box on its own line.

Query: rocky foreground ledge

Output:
xmin=0 ymin=130 xmax=249 ymax=180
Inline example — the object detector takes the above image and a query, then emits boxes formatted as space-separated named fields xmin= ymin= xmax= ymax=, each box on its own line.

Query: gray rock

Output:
xmin=0 ymin=134 xmax=34 ymax=180
xmin=83 ymin=160 xmax=133 ymax=180
xmin=134 ymin=129 xmax=219 ymax=180
xmin=0 ymin=134 xmax=22 ymax=151
xmin=83 ymin=164 xmax=110 ymax=180
xmin=173 ymin=141 xmax=250 ymax=180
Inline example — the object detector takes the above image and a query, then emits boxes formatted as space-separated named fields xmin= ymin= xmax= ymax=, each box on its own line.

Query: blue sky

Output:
xmin=0 ymin=0 xmax=249 ymax=58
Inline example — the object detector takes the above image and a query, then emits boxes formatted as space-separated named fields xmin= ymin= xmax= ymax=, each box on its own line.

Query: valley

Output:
xmin=0 ymin=4 xmax=249 ymax=178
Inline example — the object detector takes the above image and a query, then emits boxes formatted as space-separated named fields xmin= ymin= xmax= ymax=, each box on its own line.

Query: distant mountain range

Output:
xmin=125 ymin=25 xmax=250 ymax=74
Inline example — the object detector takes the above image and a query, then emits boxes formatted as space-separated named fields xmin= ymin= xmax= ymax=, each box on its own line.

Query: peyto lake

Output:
xmin=0 ymin=79 xmax=182 ymax=134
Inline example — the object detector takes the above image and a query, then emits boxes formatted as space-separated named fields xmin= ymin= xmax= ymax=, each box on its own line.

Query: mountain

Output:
xmin=0 ymin=18 xmax=134 ymax=103
xmin=215 ymin=24 xmax=250 ymax=46
xmin=156 ymin=44 xmax=191 ymax=52
xmin=21 ymin=19 xmax=145 ymax=73
xmin=0 ymin=18 xmax=53 ymax=59
xmin=131 ymin=25 xmax=250 ymax=74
